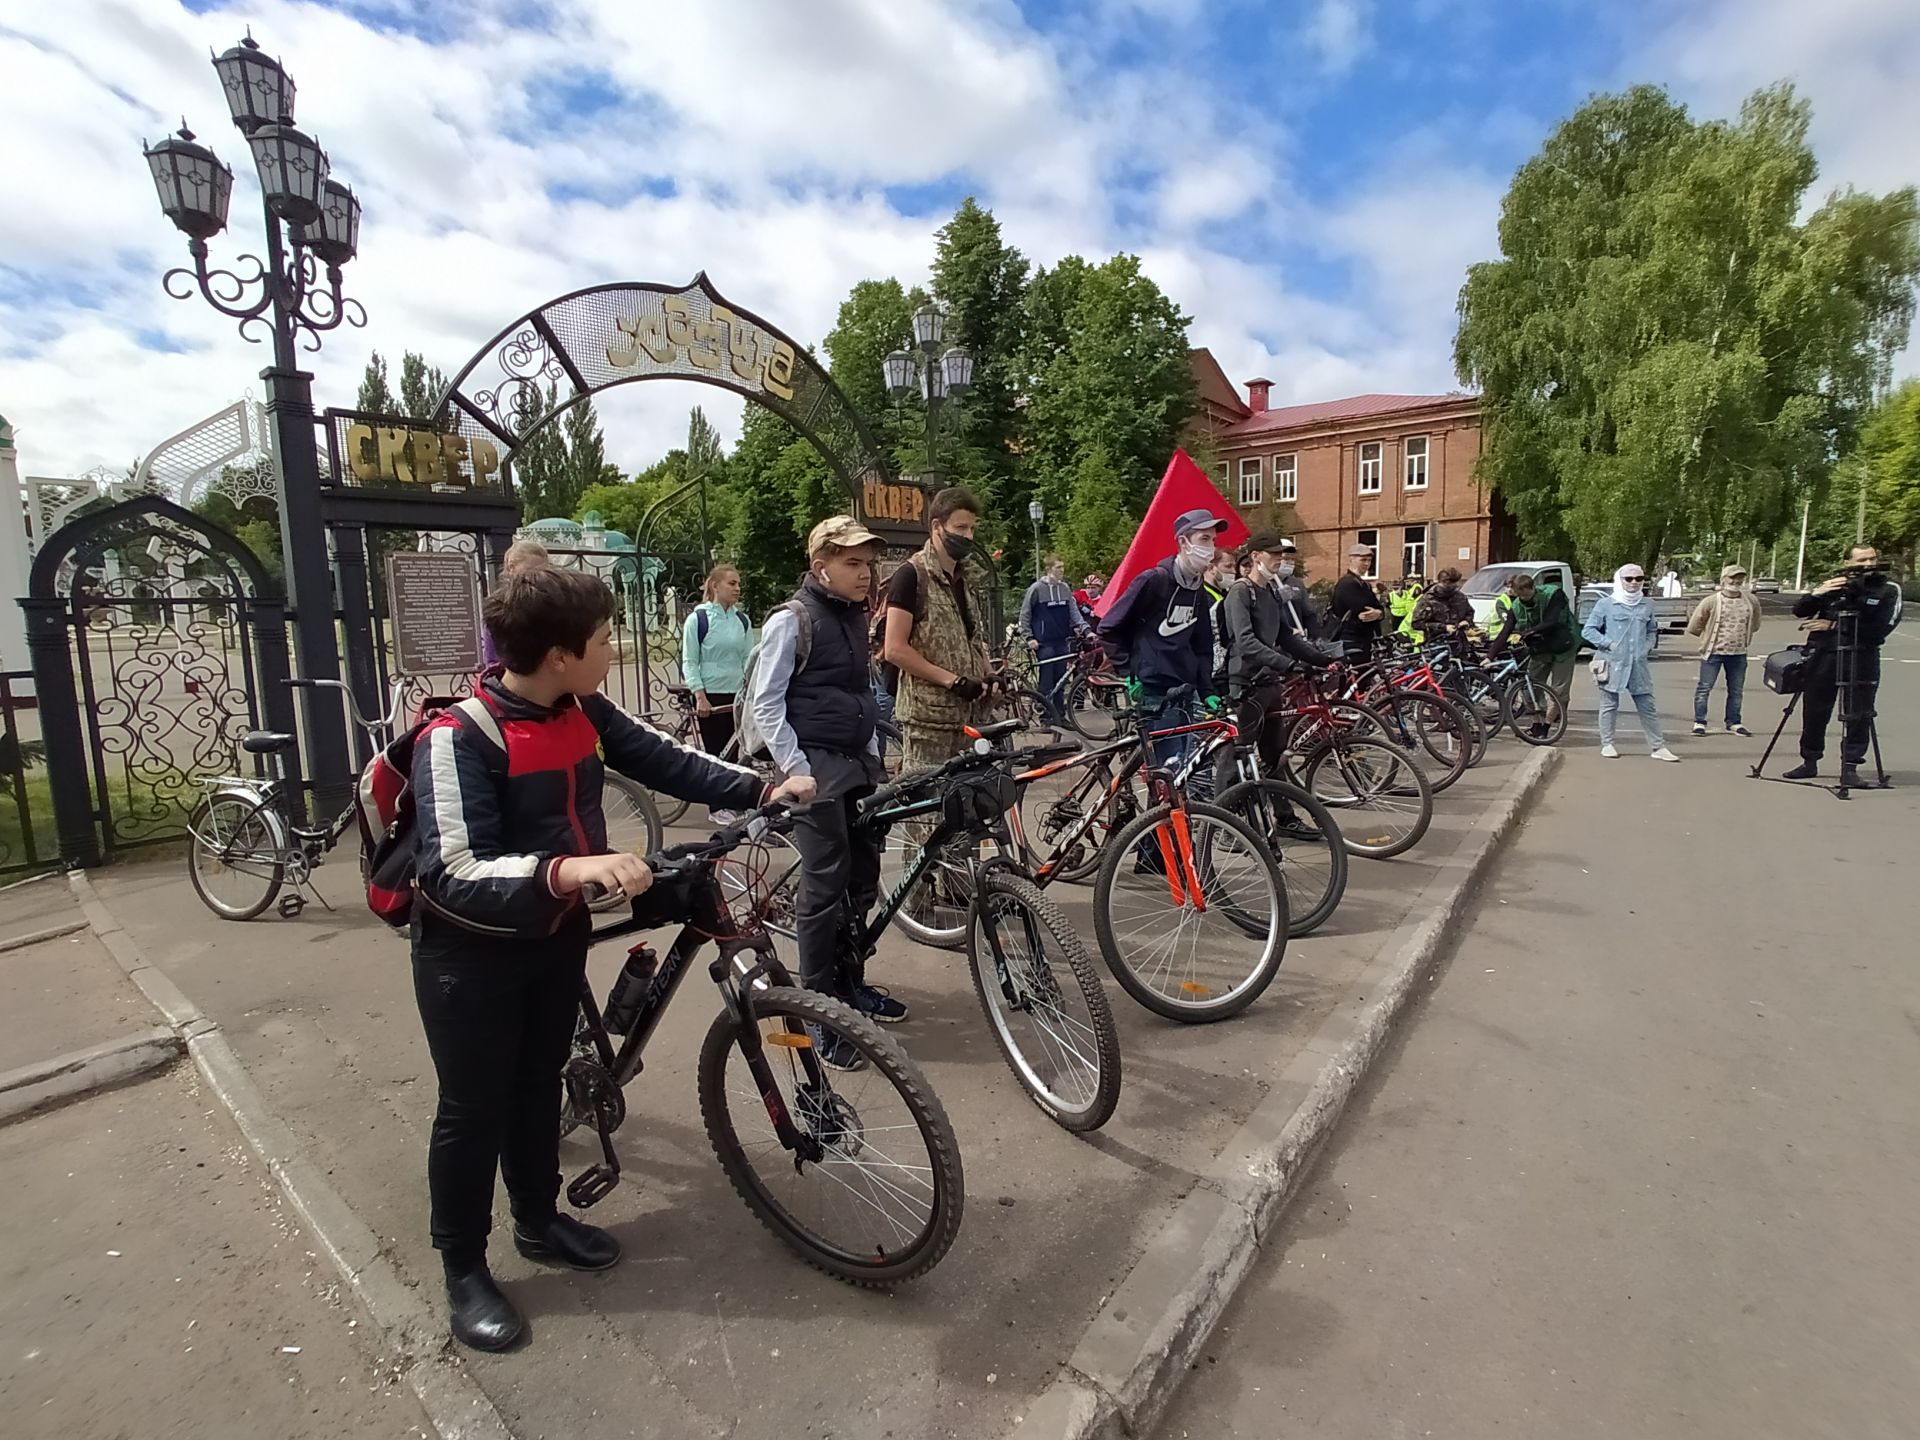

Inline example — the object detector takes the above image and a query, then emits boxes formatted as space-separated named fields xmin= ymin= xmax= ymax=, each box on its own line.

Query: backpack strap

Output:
xmin=695 ymin=607 xmax=710 ymax=646
xmin=790 ymin=599 xmax=813 ymax=673
xmin=450 ymin=694 xmax=507 ymax=763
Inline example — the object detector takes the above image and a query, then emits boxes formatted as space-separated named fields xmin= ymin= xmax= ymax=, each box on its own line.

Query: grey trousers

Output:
xmin=788 ymin=747 xmax=884 ymax=995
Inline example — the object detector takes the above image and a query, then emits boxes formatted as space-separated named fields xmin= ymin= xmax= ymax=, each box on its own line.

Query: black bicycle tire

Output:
xmin=600 ymin=774 xmax=664 ymax=911
xmin=965 ymin=871 xmax=1122 ymax=1132
xmin=642 ymin=714 xmax=695 ymax=826
xmin=1503 ymin=678 xmax=1571 ymax=746
xmin=1376 ymin=688 xmax=1473 ymax=794
xmin=696 ymin=986 xmax=965 ymax=1286
xmin=1435 ymin=677 xmax=1492 ymax=766
xmin=1091 ymin=802 xmax=1288 ymax=1023
xmin=186 ymin=793 xmax=285 ymax=922
xmin=1298 ymin=737 xmax=1433 ymax=859
xmin=1064 ymin=673 xmax=1131 ymax=742
xmin=879 ymin=766 xmax=974 ymax=949
xmin=1212 ymin=778 xmax=1349 ymax=936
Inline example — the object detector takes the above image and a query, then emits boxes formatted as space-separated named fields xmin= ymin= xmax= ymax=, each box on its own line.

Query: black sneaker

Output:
xmin=1272 ymin=817 xmax=1323 ymax=844
xmin=808 ymin=1025 xmax=867 ymax=1072
xmin=1841 ymin=765 xmax=1865 ymax=788
xmin=849 ymin=983 xmax=909 ymax=1024
xmin=1782 ymin=761 xmax=1818 ymax=780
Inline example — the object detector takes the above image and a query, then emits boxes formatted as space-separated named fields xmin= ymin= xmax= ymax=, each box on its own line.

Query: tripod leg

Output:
xmin=1869 ymin=719 xmax=1891 ymax=786
xmin=1752 ymin=691 xmax=1800 ymax=777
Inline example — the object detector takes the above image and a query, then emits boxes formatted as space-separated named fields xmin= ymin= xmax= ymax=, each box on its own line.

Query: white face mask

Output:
xmin=1277 ymin=562 xmax=1295 ymax=579
xmin=1187 ymin=538 xmax=1217 ymax=563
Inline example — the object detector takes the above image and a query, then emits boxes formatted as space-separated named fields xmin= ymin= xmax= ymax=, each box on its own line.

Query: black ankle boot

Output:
xmin=514 ymin=1213 xmax=622 ymax=1271
xmin=1782 ymin=761 xmax=1818 ymax=780
xmin=444 ymin=1260 xmax=524 ymax=1351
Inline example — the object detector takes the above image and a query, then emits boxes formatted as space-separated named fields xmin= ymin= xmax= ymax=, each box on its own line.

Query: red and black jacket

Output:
xmin=411 ymin=675 xmax=766 ymax=937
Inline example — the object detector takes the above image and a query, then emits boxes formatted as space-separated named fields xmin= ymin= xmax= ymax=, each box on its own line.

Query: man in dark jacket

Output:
xmin=1784 ymin=545 xmax=1902 ymax=785
xmin=413 ymin=567 xmax=810 ymax=1353
xmin=1219 ymin=534 xmax=1335 ymax=826
xmin=1098 ymin=508 xmax=1224 ymax=756
xmin=1413 ymin=566 xmax=1474 ymax=639
xmin=1328 ymin=542 xmax=1386 ymax=657
xmin=1019 ymin=552 xmax=1086 ymax=721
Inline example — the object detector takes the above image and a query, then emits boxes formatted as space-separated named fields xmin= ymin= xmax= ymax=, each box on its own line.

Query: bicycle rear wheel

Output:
xmin=1374 ymin=689 xmax=1473 ymax=794
xmin=1212 ymin=778 xmax=1348 ymax=937
xmin=967 ymin=871 xmax=1122 ymax=1131
xmin=1298 ymin=737 xmax=1432 ymax=858
xmin=1093 ymin=802 xmax=1288 ymax=1022
xmin=698 ymin=987 xmax=964 ymax=1286
xmin=1064 ymin=672 xmax=1134 ymax=741
xmin=1503 ymin=678 xmax=1570 ymax=746
xmin=186 ymin=792 xmax=286 ymax=921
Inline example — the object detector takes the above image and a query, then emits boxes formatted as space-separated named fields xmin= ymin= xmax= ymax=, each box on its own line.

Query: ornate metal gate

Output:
xmin=22 ymin=495 xmax=296 ymax=866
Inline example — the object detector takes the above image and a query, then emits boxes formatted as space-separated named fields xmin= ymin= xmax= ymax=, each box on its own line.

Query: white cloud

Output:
xmin=1302 ymin=0 xmax=1374 ymax=76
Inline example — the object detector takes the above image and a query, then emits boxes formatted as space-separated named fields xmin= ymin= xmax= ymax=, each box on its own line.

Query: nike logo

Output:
xmin=1158 ymin=605 xmax=1199 ymax=638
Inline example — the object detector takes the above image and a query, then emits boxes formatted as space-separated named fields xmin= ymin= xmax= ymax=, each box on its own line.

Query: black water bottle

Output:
xmin=601 ymin=944 xmax=658 ymax=1036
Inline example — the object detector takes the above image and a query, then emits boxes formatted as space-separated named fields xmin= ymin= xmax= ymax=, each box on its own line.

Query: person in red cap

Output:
xmin=1096 ymin=508 xmax=1226 ymax=757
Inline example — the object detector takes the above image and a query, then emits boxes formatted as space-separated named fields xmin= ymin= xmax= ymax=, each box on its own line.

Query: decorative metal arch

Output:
xmin=28 ymin=493 xmax=277 ymax=601
xmin=430 ymin=272 xmax=897 ymax=500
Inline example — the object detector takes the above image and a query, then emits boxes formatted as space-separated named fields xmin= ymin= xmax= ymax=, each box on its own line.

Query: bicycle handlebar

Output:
xmin=283 ymin=676 xmax=410 ymax=737
xmin=577 ymin=802 xmax=794 ymax=903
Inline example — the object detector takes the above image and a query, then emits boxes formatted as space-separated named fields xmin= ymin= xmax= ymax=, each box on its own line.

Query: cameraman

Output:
xmin=1783 ymin=546 xmax=1901 ymax=785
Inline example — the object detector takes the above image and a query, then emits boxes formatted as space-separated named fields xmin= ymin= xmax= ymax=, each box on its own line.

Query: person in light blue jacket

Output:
xmin=1581 ymin=564 xmax=1679 ymax=762
xmin=680 ymin=564 xmax=750 ymax=758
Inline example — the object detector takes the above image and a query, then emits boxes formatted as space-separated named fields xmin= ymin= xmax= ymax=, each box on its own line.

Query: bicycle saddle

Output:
xmin=966 ymin=718 xmax=1024 ymax=741
xmin=240 ymin=731 xmax=298 ymax=754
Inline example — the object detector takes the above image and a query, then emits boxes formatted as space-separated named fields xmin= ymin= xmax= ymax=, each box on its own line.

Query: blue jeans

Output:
xmin=1140 ymin=688 xmax=1196 ymax=771
xmin=1597 ymin=687 xmax=1665 ymax=749
xmin=1035 ymin=638 xmax=1072 ymax=719
xmin=1693 ymin=654 xmax=1748 ymax=726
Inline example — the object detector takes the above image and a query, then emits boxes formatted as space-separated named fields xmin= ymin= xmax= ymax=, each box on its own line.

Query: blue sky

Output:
xmin=2 ymin=0 xmax=1915 ymax=479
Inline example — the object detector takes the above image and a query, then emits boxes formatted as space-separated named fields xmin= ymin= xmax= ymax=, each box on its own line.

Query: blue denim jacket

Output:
xmin=1581 ymin=597 xmax=1657 ymax=695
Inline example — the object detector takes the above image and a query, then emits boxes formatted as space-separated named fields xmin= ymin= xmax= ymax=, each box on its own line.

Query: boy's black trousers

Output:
xmin=412 ymin=907 xmax=590 ymax=1264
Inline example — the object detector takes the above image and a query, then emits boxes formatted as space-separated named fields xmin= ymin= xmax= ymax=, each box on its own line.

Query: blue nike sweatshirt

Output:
xmin=1096 ymin=556 xmax=1214 ymax=694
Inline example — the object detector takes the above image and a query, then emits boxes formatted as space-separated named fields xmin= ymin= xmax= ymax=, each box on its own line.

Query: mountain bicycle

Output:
xmin=562 ymin=806 xmax=965 ymax=1285
xmin=887 ymin=699 xmax=1292 ymax=1024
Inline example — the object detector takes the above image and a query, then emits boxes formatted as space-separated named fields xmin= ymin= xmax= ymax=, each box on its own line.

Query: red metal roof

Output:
xmin=1225 ymin=392 xmax=1472 ymax=435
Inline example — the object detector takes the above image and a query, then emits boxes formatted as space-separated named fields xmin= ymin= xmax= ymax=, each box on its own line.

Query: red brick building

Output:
xmin=1189 ymin=349 xmax=1515 ymax=583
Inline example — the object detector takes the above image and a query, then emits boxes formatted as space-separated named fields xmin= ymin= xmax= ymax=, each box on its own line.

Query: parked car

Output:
xmin=1461 ymin=561 xmax=1576 ymax=631
xmin=1752 ymin=576 xmax=1782 ymax=594
xmin=1574 ymin=583 xmax=1693 ymax=635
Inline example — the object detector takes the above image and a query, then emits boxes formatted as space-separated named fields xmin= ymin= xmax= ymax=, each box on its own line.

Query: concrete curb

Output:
xmin=69 ymin=871 xmax=515 ymax=1440
xmin=0 ymin=917 xmax=89 ymax=952
xmin=0 ymin=1026 xmax=185 ymax=1124
xmin=1012 ymin=746 xmax=1562 ymax=1440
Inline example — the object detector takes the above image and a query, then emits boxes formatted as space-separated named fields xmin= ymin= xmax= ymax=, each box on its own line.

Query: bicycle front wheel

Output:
xmin=880 ymin=773 xmax=976 ymax=949
xmin=186 ymin=791 xmax=287 ymax=921
xmin=1298 ymin=737 xmax=1433 ymax=858
xmin=1376 ymin=689 xmax=1473 ymax=794
xmin=698 ymin=987 xmax=964 ymax=1286
xmin=1503 ymin=679 xmax=1570 ymax=746
xmin=967 ymin=871 xmax=1122 ymax=1132
xmin=599 ymin=774 xmax=664 ymax=912
xmin=1093 ymin=802 xmax=1288 ymax=1022
xmin=1064 ymin=672 xmax=1133 ymax=741
xmin=1212 ymin=778 xmax=1348 ymax=937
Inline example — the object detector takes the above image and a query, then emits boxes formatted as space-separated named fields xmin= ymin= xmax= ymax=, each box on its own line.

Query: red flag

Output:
xmin=1093 ymin=449 xmax=1249 ymax=617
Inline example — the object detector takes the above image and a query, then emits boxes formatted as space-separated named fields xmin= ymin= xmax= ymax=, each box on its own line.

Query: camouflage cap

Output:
xmin=807 ymin=514 xmax=884 ymax=555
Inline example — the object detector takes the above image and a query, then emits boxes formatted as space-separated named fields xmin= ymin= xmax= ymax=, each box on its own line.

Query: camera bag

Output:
xmin=1763 ymin=645 xmax=1810 ymax=695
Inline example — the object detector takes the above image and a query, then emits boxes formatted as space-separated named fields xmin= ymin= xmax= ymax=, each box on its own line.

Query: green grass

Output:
xmin=0 ymin=767 xmax=202 ymax=874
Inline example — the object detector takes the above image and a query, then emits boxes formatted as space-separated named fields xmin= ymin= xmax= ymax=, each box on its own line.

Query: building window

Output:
xmin=1239 ymin=457 xmax=1263 ymax=506
xmin=1272 ymin=452 xmax=1297 ymax=503
xmin=1358 ymin=441 xmax=1383 ymax=494
xmin=1403 ymin=525 xmax=1427 ymax=581
xmin=1358 ymin=528 xmax=1379 ymax=579
xmin=1404 ymin=435 xmax=1429 ymax=490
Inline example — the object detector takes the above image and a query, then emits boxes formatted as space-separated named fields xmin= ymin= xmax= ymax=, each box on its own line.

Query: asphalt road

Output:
xmin=1156 ymin=621 xmax=1920 ymax=1440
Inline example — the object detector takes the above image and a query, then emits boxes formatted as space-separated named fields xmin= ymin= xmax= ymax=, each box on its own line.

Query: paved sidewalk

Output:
xmin=0 ymin=908 xmax=160 ymax=1076
xmin=84 ymin=742 xmax=1544 ymax=1440
xmin=1155 ymin=650 xmax=1920 ymax=1439
xmin=0 ymin=1065 xmax=434 ymax=1439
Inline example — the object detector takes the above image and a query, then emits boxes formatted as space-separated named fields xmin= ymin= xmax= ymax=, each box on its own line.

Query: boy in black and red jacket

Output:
xmin=411 ymin=566 xmax=812 ymax=1352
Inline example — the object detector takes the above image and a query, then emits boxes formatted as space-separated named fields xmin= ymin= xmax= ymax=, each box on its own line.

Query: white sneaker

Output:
xmin=1650 ymin=747 xmax=1680 ymax=762
xmin=1601 ymin=743 xmax=1619 ymax=758
xmin=1691 ymin=723 xmax=1708 ymax=736
xmin=1727 ymin=724 xmax=1751 ymax=736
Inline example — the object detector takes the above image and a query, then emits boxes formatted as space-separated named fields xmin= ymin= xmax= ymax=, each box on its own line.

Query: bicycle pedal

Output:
xmin=566 ymin=1163 xmax=620 ymax=1208
xmin=277 ymin=894 xmax=306 ymax=919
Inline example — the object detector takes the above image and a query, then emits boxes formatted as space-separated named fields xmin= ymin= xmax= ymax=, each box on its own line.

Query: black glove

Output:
xmin=949 ymin=676 xmax=985 ymax=701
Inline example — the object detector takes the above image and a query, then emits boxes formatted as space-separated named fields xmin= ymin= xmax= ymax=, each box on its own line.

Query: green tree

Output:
xmin=357 ymin=352 xmax=395 ymax=413
xmin=1019 ymin=254 xmax=1196 ymax=531
xmin=725 ymin=407 xmax=817 ymax=611
xmin=1053 ymin=444 xmax=1138 ymax=579
xmin=931 ymin=198 xmax=1031 ymax=544
xmin=511 ymin=382 xmax=570 ymax=521
xmin=821 ymin=277 xmax=925 ymax=476
xmin=1845 ymin=379 xmax=1920 ymax=575
xmin=191 ymin=464 xmax=284 ymax=585
xmin=1455 ymin=82 xmax=1920 ymax=573
xmin=554 ymin=393 xmax=608 ymax=519
xmin=397 ymin=351 xmax=451 ymax=422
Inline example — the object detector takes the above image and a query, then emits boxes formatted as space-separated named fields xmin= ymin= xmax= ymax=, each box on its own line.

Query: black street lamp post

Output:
xmin=142 ymin=34 xmax=367 ymax=816
xmin=883 ymin=302 xmax=974 ymax=486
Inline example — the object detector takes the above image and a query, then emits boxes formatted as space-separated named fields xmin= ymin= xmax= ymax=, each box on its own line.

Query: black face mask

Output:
xmin=941 ymin=532 xmax=975 ymax=562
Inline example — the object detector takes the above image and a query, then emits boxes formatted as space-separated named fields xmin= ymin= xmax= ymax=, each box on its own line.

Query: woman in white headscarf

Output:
xmin=1580 ymin=565 xmax=1679 ymax=761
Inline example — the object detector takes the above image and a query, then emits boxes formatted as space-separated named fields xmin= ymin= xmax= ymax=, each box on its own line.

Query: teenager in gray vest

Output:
xmin=749 ymin=515 xmax=905 ymax=1069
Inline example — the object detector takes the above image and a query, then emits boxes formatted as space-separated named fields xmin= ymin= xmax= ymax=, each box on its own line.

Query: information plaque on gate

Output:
xmin=385 ymin=552 xmax=483 ymax=675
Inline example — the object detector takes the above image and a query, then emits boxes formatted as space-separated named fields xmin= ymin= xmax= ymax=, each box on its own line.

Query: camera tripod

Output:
xmin=1752 ymin=604 xmax=1890 ymax=799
